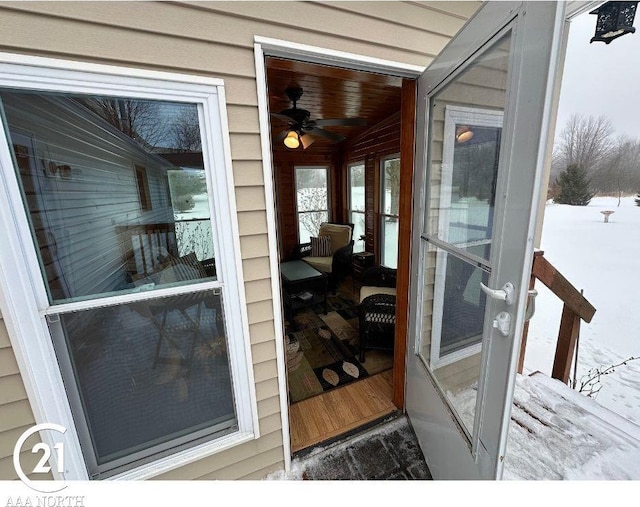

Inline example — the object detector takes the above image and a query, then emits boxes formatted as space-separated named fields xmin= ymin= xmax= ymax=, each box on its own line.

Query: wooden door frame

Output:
xmin=393 ymin=78 xmax=416 ymax=409
xmin=254 ymin=36 xmax=421 ymax=466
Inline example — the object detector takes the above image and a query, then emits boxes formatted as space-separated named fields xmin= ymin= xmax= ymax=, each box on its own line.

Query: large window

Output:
xmin=0 ymin=60 xmax=255 ymax=480
xmin=381 ymin=156 xmax=400 ymax=268
xmin=348 ymin=162 xmax=365 ymax=253
xmin=295 ymin=166 xmax=329 ymax=243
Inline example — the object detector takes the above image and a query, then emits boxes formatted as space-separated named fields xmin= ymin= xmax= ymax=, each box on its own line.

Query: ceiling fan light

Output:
xmin=283 ymin=131 xmax=300 ymax=149
xmin=300 ymin=133 xmax=315 ymax=149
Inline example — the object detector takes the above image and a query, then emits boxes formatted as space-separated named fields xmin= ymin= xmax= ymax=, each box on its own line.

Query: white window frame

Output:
xmin=347 ymin=161 xmax=366 ymax=253
xmin=294 ymin=165 xmax=330 ymax=243
xmin=429 ymin=105 xmax=504 ymax=368
xmin=0 ymin=53 xmax=258 ymax=481
xmin=380 ymin=154 xmax=400 ymax=268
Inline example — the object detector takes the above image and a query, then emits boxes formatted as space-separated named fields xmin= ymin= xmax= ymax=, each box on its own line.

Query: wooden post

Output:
xmin=518 ymin=251 xmax=543 ymax=373
xmin=551 ymin=303 xmax=581 ymax=383
xmin=517 ymin=273 xmax=537 ymax=373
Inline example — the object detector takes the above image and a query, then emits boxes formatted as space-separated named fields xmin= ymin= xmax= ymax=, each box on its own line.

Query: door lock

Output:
xmin=492 ymin=311 xmax=511 ymax=337
xmin=480 ymin=282 xmax=515 ymax=305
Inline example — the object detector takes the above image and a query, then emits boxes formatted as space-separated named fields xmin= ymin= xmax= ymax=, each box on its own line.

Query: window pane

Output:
xmin=295 ymin=167 xmax=328 ymax=212
xmin=382 ymin=158 xmax=400 ymax=216
xmin=351 ymin=211 xmax=365 ymax=254
xmin=443 ymin=125 xmax=500 ymax=249
xmin=349 ymin=164 xmax=365 ymax=212
xmin=420 ymin=245 xmax=489 ymax=436
xmin=381 ymin=216 xmax=398 ymax=268
xmin=295 ymin=166 xmax=328 ymax=243
xmin=426 ymin=35 xmax=509 ymax=259
xmin=298 ymin=211 xmax=329 ymax=243
xmin=1 ymin=91 xmax=217 ymax=305
xmin=49 ymin=290 xmax=237 ymax=476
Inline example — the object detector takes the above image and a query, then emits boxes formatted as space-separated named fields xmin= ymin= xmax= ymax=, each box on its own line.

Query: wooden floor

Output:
xmin=289 ymin=369 xmax=396 ymax=453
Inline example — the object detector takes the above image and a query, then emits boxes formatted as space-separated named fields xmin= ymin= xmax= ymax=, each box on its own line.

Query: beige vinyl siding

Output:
xmin=0 ymin=0 xmax=480 ymax=480
xmin=0 ymin=315 xmax=52 ymax=480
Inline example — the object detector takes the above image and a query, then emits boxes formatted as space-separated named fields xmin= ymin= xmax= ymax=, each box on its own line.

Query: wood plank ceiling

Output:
xmin=266 ymin=58 xmax=403 ymax=153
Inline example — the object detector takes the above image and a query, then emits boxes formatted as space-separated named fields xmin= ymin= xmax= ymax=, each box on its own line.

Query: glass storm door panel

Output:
xmin=423 ymin=33 xmax=510 ymax=438
xmin=406 ymin=1 xmax=565 ymax=480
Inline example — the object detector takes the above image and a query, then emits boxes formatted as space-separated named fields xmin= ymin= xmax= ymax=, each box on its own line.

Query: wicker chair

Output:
xmin=358 ymin=266 xmax=397 ymax=362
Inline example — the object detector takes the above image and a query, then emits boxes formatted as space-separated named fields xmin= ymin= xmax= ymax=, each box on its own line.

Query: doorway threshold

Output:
xmin=286 ymin=413 xmax=431 ymax=480
xmin=289 ymin=370 xmax=395 ymax=453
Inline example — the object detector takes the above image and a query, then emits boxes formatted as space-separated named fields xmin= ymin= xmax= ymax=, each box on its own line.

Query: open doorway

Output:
xmin=263 ymin=56 xmax=414 ymax=453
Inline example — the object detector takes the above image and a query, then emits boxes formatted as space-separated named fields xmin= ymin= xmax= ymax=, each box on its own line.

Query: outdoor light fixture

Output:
xmin=283 ymin=130 xmax=300 ymax=149
xmin=590 ymin=1 xmax=638 ymax=44
xmin=456 ymin=126 xmax=474 ymax=144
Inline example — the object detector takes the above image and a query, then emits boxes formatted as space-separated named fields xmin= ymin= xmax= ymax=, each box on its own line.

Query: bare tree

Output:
xmin=554 ymin=114 xmax=615 ymax=178
xmin=591 ymin=138 xmax=640 ymax=205
xmin=170 ymin=108 xmax=201 ymax=152
xmin=298 ymin=188 xmax=327 ymax=238
xmin=78 ymin=97 xmax=166 ymax=147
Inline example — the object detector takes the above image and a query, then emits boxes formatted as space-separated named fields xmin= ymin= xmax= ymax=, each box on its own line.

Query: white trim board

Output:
xmin=253 ymin=36 xmax=424 ymax=471
xmin=254 ymin=36 xmax=424 ymax=78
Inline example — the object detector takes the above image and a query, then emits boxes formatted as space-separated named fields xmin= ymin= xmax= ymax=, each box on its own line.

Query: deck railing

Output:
xmin=518 ymin=250 xmax=597 ymax=384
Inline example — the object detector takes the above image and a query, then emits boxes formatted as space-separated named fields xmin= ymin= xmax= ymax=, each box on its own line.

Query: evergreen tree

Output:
xmin=554 ymin=164 xmax=595 ymax=206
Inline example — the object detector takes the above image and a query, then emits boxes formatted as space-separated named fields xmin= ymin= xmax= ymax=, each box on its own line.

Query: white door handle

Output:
xmin=480 ymin=282 xmax=515 ymax=305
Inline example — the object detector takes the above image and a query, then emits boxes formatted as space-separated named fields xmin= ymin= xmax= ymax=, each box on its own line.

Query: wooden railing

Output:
xmin=518 ymin=250 xmax=596 ymax=384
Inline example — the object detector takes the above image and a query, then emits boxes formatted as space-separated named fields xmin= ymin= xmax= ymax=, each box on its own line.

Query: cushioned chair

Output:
xmin=358 ymin=266 xmax=397 ymax=362
xmin=292 ymin=222 xmax=354 ymax=292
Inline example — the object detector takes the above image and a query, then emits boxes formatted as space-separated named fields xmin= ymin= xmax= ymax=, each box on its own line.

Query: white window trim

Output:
xmin=380 ymin=154 xmax=400 ymax=268
xmin=429 ymin=105 xmax=503 ymax=368
xmin=347 ymin=161 xmax=366 ymax=252
xmin=0 ymin=52 xmax=258 ymax=481
xmin=293 ymin=165 xmax=331 ymax=243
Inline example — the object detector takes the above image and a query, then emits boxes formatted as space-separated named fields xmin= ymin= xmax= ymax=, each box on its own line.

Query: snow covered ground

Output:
xmin=523 ymin=195 xmax=640 ymax=426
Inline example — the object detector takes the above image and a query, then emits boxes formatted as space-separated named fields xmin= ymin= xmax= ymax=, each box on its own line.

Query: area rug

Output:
xmin=285 ymin=295 xmax=393 ymax=404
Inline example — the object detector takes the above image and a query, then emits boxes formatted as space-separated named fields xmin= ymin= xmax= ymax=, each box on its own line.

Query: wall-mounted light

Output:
xmin=456 ymin=126 xmax=474 ymax=144
xmin=590 ymin=1 xmax=638 ymax=44
xmin=283 ymin=130 xmax=300 ymax=149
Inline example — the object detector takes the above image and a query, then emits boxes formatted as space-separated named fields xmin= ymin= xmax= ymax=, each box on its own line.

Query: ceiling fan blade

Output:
xmin=314 ymin=118 xmax=367 ymax=127
xmin=307 ymin=127 xmax=346 ymax=143
xmin=274 ymin=130 xmax=288 ymax=142
xmin=271 ymin=112 xmax=294 ymax=124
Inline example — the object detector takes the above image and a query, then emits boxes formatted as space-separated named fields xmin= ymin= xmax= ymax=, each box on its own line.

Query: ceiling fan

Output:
xmin=271 ymin=86 xmax=367 ymax=149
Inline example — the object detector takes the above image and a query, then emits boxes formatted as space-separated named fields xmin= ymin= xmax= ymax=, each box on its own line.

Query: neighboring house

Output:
xmin=0 ymin=1 xmax=587 ymax=482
